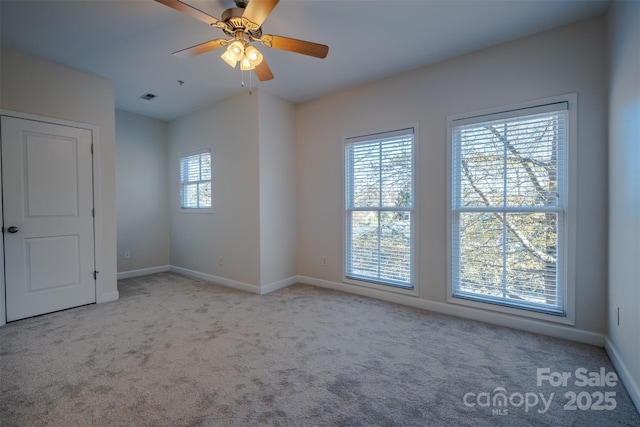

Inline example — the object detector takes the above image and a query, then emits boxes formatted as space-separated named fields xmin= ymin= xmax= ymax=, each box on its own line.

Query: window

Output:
xmin=345 ymin=127 xmax=415 ymax=290
xmin=449 ymin=96 xmax=575 ymax=320
xmin=180 ymin=148 xmax=212 ymax=210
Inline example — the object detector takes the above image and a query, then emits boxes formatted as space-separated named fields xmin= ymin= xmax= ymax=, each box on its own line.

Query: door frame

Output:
xmin=0 ymin=109 xmax=104 ymax=326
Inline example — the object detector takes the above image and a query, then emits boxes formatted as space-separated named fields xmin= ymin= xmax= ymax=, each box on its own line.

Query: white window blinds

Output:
xmin=180 ymin=148 xmax=212 ymax=209
xmin=451 ymin=102 xmax=568 ymax=315
xmin=345 ymin=128 xmax=414 ymax=288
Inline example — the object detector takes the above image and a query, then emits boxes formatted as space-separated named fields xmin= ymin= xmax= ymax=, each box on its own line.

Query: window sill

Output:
xmin=447 ymin=294 xmax=575 ymax=325
xmin=344 ymin=276 xmax=418 ymax=297
xmin=180 ymin=208 xmax=213 ymax=214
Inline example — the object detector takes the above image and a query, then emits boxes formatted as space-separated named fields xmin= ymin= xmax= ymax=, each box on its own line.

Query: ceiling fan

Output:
xmin=155 ymin=0 xmax=329 ymax=81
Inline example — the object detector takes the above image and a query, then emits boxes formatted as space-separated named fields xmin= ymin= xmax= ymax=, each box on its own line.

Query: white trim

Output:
xmin=445 ymin=94 xmax=577 ymax=325
xmin=179 ymin=208 xmax=213 ymax=214
xmin=117 ymin=265 xmax=171 ymax=280
xmin=90 ymin=124 xmax=112 ymax=305
xmin=169 ymin=266 xmax=296 ymax=295
xmin=343 ymin=277 xmax=418 ymax=296
xmin=605 ymin=336 xmax=640 ymax=413
xmin=0 ymin=109 xmax=96 ymax=128
xmin=447 ymin=95 xmax=574 ymax=123
xmin=98 ymin=291 xmax=119 ymax=304
xmin=565 ymin=93 xmax=578 ymax=325
xmin=298 ymin=275 xmax=603 ymax=346
xmin=170 ymin=266 xmax=261 ymax=294
xmin=179 ymin=147 xmax=211 ymax=157
xmin=179 ymin=147 xmax=213 ymax=212
xmin=446 ymin=296 xmax=573 ymax=325
xmin=451 ymin=100 xmax=569 ymax=126
xmin=0 ymin=127 xmax=4 ymax=326
xmin=345 ymin=126 xmax=416 ymax=143
xmin=260 ymin=276 xmax=298 ymax=295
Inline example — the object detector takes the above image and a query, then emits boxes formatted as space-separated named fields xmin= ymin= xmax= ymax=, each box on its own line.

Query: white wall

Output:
xmin=296 ymin=17 xmax=608 ymax=338
xmin=167 ymin=89 xmax=297 ymax=291
xmin=115 ymin=110 xmax=170 ymax=274
xmin=168 ymin=92 xmax=262 ymax=287
xmin=0 ymin=48 xmax=118 ymax=303
xmin=258 ymin=90 xmax=297 ymax=286
xmin=607 ymin=0 xmax=640 ymax=410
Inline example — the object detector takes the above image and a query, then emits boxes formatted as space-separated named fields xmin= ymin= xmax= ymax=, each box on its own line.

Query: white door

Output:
xmin=2 ymin=116 xmax=96 ymax=322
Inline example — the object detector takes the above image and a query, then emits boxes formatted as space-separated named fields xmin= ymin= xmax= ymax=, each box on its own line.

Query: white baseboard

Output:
xmin=169 ymin=266 xmax=297 ymax=295
xmin=170 ymin=266 xmax=261 ymax=294
xmin=97 ymin=290 xmax=119 ymax=304
xmin=261 ymin=276 xmax=298 ymax=295
xmin=115 ymin=268 xmax=606 ymax=347
xmin=605 ymin=336 xmax=640 ymax=413
xmin=297 ymin=275 xmax=604 ymax=347
xmin=117 ymin=265 xmax=171 ymax=280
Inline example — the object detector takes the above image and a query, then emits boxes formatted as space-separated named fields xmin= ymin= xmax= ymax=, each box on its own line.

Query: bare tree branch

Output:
xmin=461 ymin=159 xmax=556 ymax=265
xmin=485 ymin=124 xmax=551 ymax=199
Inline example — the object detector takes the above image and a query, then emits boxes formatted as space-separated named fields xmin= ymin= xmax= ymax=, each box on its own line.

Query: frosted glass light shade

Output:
xmin=221 ymin=50 xmax=238 ymax=67
xmin=244 ymin=46 xmax=263 ymax=67
xmin=240 ymin=55 xmax=253 ymax=71
xmin=227 ymin=41 xmax=244 ymax=61
xmin=220 ymin=41 xmax=263 ymax=71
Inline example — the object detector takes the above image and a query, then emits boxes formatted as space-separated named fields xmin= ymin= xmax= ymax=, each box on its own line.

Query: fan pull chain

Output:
xmin=239 ymin=69 xmax=253 ymax=95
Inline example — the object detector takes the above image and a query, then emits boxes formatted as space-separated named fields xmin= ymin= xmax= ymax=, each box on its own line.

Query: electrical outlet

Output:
xmin=124 ymin=250 xmax=131 ymax=260
xmin=218 ymin=257 xmax=223 ymax=266
xmin=322 ymin=256 xmax=327 ymax=267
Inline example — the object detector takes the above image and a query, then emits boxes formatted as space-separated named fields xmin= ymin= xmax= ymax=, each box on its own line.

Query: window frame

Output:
xmin=342 ymin=124 xmax=419 ymax=296
xmin=446 ymin=94 xmax=577 ymax=324
xmin=179 ymin=147 xmax=213 ymax=214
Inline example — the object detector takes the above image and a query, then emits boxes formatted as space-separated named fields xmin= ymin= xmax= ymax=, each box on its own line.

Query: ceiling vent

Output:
xmin=140 ymin=93 xmax=157 ymax=101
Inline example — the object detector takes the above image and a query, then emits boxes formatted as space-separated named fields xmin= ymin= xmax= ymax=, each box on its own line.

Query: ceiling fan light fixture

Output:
xmin=244 ymin=45 xmax=263 ymax=67
xmin=221 ymin=50 xmax=238 ymax=67
xmin=155 ymin=0 xmax=329 ymax=82
xmin=227 ymin=40 xmax=245 ymax=61
xmin=240 ymin=55 xmax=253 ymax=71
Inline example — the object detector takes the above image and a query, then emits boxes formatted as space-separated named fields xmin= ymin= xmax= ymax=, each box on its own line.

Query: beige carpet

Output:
xmin=1 ymin=272 xmax=638 ymax=426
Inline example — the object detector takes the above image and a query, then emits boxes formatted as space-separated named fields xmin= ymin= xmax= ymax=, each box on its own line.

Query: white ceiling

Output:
xmin=0 ymin=0 xmax=609 ymax=121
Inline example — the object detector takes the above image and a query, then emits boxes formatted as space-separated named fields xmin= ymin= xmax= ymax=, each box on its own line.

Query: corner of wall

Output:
xmin=606 ymin=0 xmax=640 ymax=414
xmin=257 ymin=90 xmax=297 ymax=287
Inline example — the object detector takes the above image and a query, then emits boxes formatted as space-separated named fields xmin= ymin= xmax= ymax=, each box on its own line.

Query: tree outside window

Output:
xmin=451 ymin=104 xmax=568 ymax=315
xmin=345 ymin=128 xmax=415 ymax=289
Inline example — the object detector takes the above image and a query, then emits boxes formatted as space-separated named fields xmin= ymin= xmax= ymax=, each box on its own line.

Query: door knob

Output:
xmin=7 ymin=226 xmax=18 ymax=233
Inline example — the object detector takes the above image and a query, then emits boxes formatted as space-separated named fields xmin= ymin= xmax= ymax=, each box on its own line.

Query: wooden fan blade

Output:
xmin=172 ymin=39 xmax=228 ymax=58
xmin=254 ymin=59 xmax=274 ymax=81
xmin=262 ymin=35 xmax=328 ymax=58
xmin=242 ymin=0 xmax=279 ymax=28
xmin=155 ymin=0 xmax=221 ymax=26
